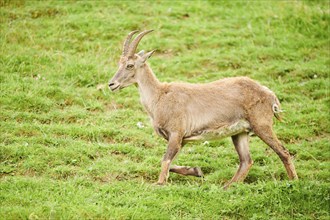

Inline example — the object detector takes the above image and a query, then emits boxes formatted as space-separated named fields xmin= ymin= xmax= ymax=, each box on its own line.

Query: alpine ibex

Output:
xmin=108 ymin=30 xmax=298 ymax=188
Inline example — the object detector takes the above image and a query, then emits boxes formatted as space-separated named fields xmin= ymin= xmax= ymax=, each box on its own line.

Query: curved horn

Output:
xmin=122 ymin=30 xmax=139 ymax=56
xmin=127 ymin=30 xmax=154 ymax=57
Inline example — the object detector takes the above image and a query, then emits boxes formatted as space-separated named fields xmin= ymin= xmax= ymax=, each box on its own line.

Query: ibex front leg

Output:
xmin=157 ymin=132 xmax=183 ymax=185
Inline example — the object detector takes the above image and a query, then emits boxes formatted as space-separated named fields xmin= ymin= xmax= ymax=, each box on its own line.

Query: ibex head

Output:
xmin=108 ymin=30 xmax=155 ymax=92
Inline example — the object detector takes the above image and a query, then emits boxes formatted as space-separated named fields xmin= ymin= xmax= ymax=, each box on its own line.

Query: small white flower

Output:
xmin=137 ymin=122 xmax=144 ymax=129
xmin=203 ymin=141 xmax=209 ymax=146
xmin=96 ymin=84 xmax=106 ymax=90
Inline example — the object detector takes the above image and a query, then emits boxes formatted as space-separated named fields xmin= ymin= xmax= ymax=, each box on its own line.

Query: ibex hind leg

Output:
xmin=249 ymin=114 xmax=298 ymax=180
xmin=224 ymin=132 xmax=253 ymax=189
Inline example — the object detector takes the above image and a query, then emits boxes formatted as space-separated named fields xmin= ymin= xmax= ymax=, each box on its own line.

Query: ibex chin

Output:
xmin=108 ymin=30 xmax=298 ymax=188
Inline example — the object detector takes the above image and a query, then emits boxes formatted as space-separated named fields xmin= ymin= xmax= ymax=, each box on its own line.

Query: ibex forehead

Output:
xmin=119 ymin=56 xmax=134 ymax=65
xmin=121 ymin=54 xmax=138 ymax=60
xmin=119 ymin=56 xmax=129 ymax=62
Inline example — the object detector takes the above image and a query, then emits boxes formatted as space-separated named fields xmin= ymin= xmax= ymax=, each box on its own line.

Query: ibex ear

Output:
xmin=137 ymin=50 xmax=145 ymax=57
xmin=140 ymin=50 xmax=155 ymax=63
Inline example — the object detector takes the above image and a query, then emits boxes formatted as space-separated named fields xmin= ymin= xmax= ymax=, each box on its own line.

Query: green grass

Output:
xmin=1 ymin=0 xmax=329 ymax=219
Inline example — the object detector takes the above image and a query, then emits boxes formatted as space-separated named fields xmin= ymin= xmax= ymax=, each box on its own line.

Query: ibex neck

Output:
xmin=136 ymin=64 xmax=161 ymax=116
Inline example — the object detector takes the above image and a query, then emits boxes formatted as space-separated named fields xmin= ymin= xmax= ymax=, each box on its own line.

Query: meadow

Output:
xmin=0 ymin=0 xmax=329 ymax=219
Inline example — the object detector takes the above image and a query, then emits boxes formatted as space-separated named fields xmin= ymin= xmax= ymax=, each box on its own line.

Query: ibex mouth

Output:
xmin=110 ymin=85 xmax=120 ymax=92
xmin=108 ymin=82 xmax=120 ymax=92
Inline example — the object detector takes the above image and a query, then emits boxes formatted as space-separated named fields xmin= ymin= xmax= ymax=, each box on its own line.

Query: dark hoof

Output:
xmin=194 ymin=167 xmax=204 ymax=177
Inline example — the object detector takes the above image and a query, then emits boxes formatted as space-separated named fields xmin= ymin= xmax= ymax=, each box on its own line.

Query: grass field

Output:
xmin=1 ymin=0 xmax=329 ymax=219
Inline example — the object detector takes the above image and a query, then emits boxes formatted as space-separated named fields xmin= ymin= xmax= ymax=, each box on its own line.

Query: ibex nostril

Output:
xmin=108 ymin=83 xmax=114 ymax=87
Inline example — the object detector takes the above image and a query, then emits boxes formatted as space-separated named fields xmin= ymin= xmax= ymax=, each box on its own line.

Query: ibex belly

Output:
xmin=184 ymin=120 xmax=251 ymax=142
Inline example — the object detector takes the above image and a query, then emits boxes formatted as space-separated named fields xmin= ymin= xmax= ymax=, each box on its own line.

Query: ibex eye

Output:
xmin=126 ymin=64 xmax=134 ymax=69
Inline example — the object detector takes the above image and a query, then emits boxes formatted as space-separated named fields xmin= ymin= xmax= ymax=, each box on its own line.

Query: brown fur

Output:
xmin=108 ymin=31 xmax=298 ymax=188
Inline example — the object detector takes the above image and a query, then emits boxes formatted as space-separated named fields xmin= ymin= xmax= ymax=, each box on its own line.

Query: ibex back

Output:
xmin=108 ymin=30 xmax=298 ymax=188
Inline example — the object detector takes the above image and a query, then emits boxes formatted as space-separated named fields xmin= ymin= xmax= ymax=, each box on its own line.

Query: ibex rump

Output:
xmin=108 ymin=30 xmax=298 ymax=188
